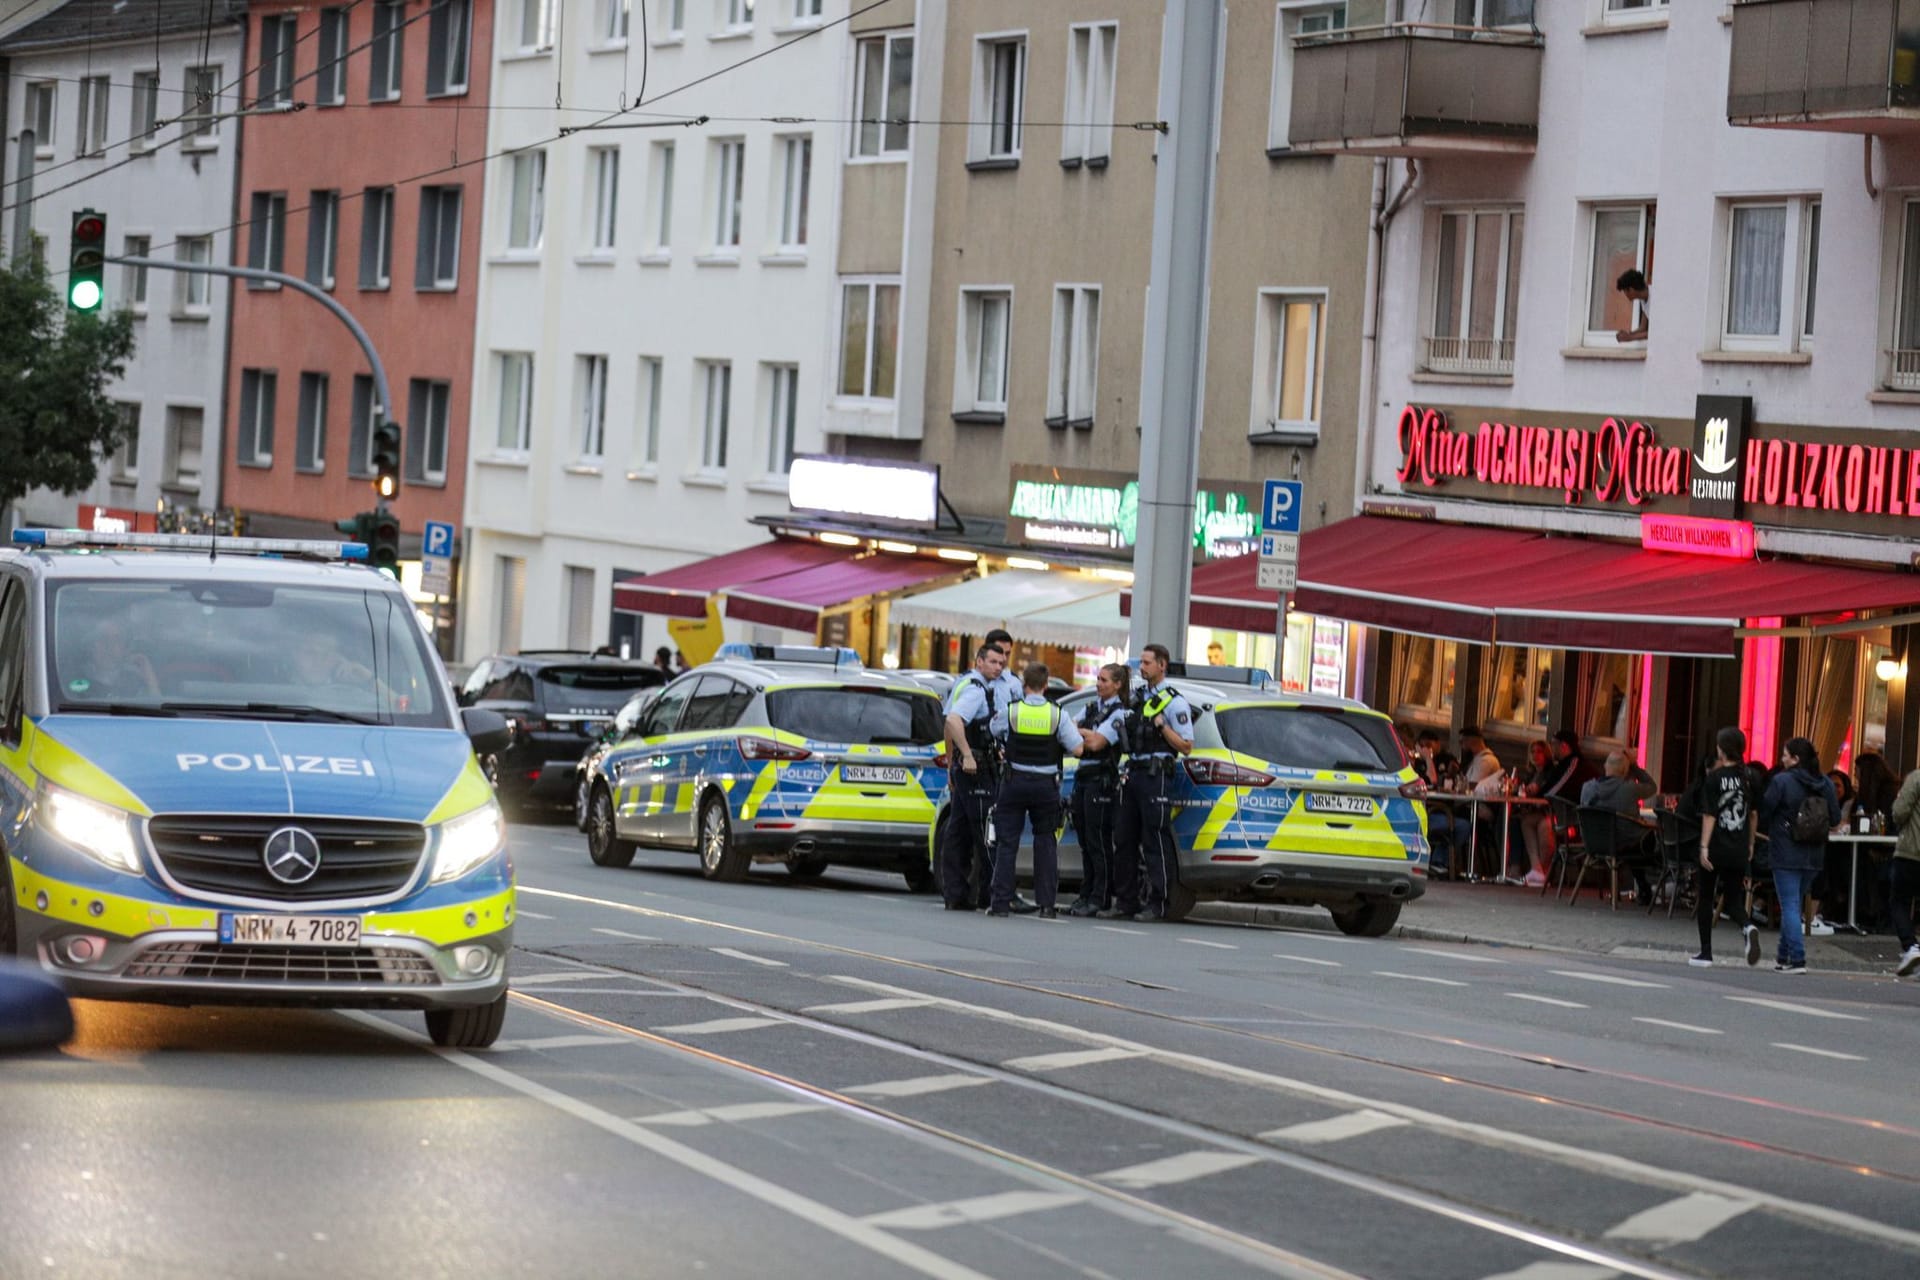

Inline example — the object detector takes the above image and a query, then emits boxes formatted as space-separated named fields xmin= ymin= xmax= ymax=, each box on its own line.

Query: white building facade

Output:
xmin=461 ymin=0 xmax=857 ymax=661
xmin=2 ymin=0 xmax=243 ymax=529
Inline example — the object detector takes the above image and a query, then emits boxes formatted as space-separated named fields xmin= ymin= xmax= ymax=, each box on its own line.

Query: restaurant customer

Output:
xmin=1806 ymin=768 xmax=1857 ymax=937
xmin=1885 ymin=762 xmax=1920 ymax=977
xmin=1511 ymin=738 xmax=1556 ymax=887
xmin=1683 ymin=729 xmax=1762 ymax=969
xmin=1459 ymin=726 xmax=1504 ymax=878
xmin=1581 ymin=751 xmax=1658 ymax=903
xmin=1759 ymin=737 xmax=1840 ymax=975
xmin=1410 ymin=728 xmax=1457 ymax=875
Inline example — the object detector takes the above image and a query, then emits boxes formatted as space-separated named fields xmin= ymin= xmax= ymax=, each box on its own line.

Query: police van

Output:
xmin=0 ymin=531 xmax=516 ymax=1047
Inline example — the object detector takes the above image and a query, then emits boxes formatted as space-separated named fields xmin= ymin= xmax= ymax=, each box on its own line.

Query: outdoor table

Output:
xmin=1424 ymin=792 xmax=1546 ymax=883
xmin=1824 ymin=834 xmax=1896 ymax=933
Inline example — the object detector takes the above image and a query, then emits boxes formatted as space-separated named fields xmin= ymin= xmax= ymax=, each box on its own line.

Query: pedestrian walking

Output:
xmin=1104 ymin=643 xmax=1194 ymax=922
xmin=1758 ymin=736 xmax=1839 ymax=974
xmin=1884 ymin=763 xmax=1920 ymax=978
xmin=1682 ymin=727 xmax=1762 ymax=969
xmin=1067 ymin=663 xmax=1130 ymax=917
xmin=988 ymin=662 xmax=1083 ymax=918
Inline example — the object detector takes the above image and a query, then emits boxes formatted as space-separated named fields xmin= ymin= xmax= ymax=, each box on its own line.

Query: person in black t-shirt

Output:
xmin=1683 ymin=726 xmax=1763 ymax=968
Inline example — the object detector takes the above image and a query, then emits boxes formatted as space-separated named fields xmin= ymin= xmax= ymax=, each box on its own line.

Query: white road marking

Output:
xmin=1092 ymin=925 xmax=1145 ymax=936
xmin=1272 ymin=954 xmax=1342 ymax=967
xmin=844 ymin=1074 xmax=995 ymax=1099
xmin=1505 ymin=993 xmax=1587 ymax=1009
xmin=1726 ymin=996 xmax=1866 ymax=1022
xmin=804 ymin=998 xmax=938 ymax=1015
xmin=862 ymin=1191 xmax=1085 ymax=1231
xmin=636 ymin=1102 xmax=825 ymax=1127
xmin=1604 ymin=1191 xmax=1756 ymax=1245
xmin=1550 ymin=970 xmax=1668 ymax=989
xmin=1478 ymin=1264 xmax=1621 ymax=1280
xmin=1772 ymin=1042 xmax=1867 ymax=1062
xmin=655 ymin=1016 xmax=785 ymax=1035
xmin=1402 ymin=947 xmax=1505 ymax=965
xmin=1261 ymin=1110 xmax=1409 ymax=1145
xmin=1375 ymin=972 xmax=1468 ymax=987
xmin=1096 ymin=1151 xmax=1263 ymax=1190
xmin=711 ymin=947 xmax=788 ymax=968
xmin=491 ymin=1034 xmax=631 ymax=1051
xmin=513 ymin=972 xmax=626 ymax=987
xmin=515 ymin=910 xmax=555 ymax=920
xmin=1179 ymin=938 xmax=1238 ymax=951
xmin=1632 ymin=1018 xmax=1721 ymax=1036
xmin=1002 ymin=1047 xmax=1147 ymax=1073
xmin=592 ymin=927 xmax=660 ymax=942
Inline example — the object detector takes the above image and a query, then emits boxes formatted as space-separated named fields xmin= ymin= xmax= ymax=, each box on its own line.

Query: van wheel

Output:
xmin=786 ymin=856 xmax=828 ymax=882
xmin=901 ymin=862 xmax=937 ymax=894
xmin=0 ymin=858 xmax=17 ymax=957
xmin=1164 ymin=869 xmax=1198 ymax=923
xmin=425 ymin=992 xmax=507 ymax=1049
xmin=699 ymin=796 xmax=749 ymax=882
xmin=587 ymin=786 xmax=636 ymax=868
xmin=1332 ymin=898 xmax=1402 ymax=938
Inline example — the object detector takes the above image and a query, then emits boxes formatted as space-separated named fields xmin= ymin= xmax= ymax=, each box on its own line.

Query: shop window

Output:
xmin=1794 ymin=636 xmax=1857 ymax=774
xmin=1390 ymin=634 xmax=1457 ymax=725
xmin=1488 ymin=646 xmax=1552 ymax=730
xmin=1860 ymin=639 xmax=1893 ymax=760
xmin=1579 ymin=652 xmax=1636 ymax=745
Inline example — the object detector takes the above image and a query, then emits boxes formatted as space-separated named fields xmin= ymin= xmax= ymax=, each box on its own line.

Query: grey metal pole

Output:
xmin=1130 ymin=0 xmax=1225 ymax=660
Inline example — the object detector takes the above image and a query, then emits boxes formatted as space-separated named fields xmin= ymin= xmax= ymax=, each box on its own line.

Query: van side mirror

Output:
xmin=462 ymin=707 xmax=512 ymax=756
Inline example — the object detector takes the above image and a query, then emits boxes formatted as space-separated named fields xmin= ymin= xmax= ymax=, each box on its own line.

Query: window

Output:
xmin=957 ymin=289 xmax=1011 ymax=417
xmin=507 ymin=150 xmax=547 ymax=250
xmin=496 ymin=558 xmax=528 ymax=655
xmin=407 ymin=379 xmax=452 ymax=483
xmin=370 ymin=0 xmax=405 ymax=100
xmin=519 ymin=0 xmax=556 ymax=51
xmin=1269 ymin=4 xmax=1346 ymax=151
xmin=698 ymin=360 xmax=731 ymax=471
xmin=177 ymin=236 xmax=213 ymax=313
xmin=578 ymin=355 xmax=609 ymax=459
xmin=496 ymin=353 xmax=534 ymax=452
xmin=839 ymin=280 xmax=900 ymax=399
xmin=165 ymin=407 xmax=204 ymax=489
xmin=1580 ymin=652 xmax=1636 ymax=744
xmin=603 ymin=0 xmax=631 ymax=42
xmin=589 ymin=147 xmax=621 ymax=251
xmin=853 ymin=33 xmax=913 ymax=158
xmin=1803 ymin=201 xmax=1820 ymax=342
xmin=76 ymin=76 xmax=109 ymax=156
xmin=417 ymin=186 xmax=462 ymax=289
xmin=130 ymin=71 xmax=160 ymax=148
xmin=775 ymin=135 xmax=810 ymax=249
xmin=1428 ymin=208 xmax=1522 ymax=376
xmin=711 ymin=138 xmax=744 ymax=249
xmin=296 ymin=373 xmax=329 ymax=473
xmin=183 ymin=66 xmax=220 ymax=143
xmin=428 ymin=0 xmax=471 ymax=96
xmin=765 ymin=364 xmax=798 ymax=474
xmin=1603 ymin=0 xmax=1668 ymax=23
xmin=317 ymin=8 xmax=350 ymax=105
xmin=1254 ymin=291 xmax=1326 ymax=435
xmin=112 ymin=403 xmax=140 ymax=480
xmin=248 ymin=193 xmax=287 ymax=281
xmin=1719 ymin=196 xmax=1818 ymax=354
xmin=1489 ymin=647 xmax=1554 ymax=729
xmin=348 ymin=375 xmax=376 ymax=476
xmin=635 ymin=356 xmax=663 ymax=468
xmin=1890 ymin=200 xmax=1920 ymax=390
xmin=1583 ymin=202 xmax=1655 ymax=346
xmin=566 ymin=568 xmax=597 ymax=651
xmin=258 ymin=15 xmax=297 ymax=106
xmin=1390 ymin=634 xmax=1457 ymax=725
xmin=793 ymin=0 xmax=823 ymax=20
xmin=973 ymin=35 xmax=1027 ymax=162
xmin=1448 ymin=0 xmax=1535 ymax=25
xmin=237 ymin=370 xmax=277 ymax=466
xmin=659 ymin=0 xmax=685 ymax=37
xmin=360 ymin=187 xmax=395 ymax=287
xmin=307 ymin=190 xmax=339 ymax=288
xmin=1048 ymin=286 xmax=1100 ymax=427
xmin=123 ymin=236 xmax=150 ymax=310
xmin=647 ymin=142 xmax=675 ymax=250
xmin=722 ymin=0 xmax=755 ymax=32
xmin=27 ymin=82 xmax=54 ymax=158
xmin=1063 ymin=23 xmax=1116 ymax=165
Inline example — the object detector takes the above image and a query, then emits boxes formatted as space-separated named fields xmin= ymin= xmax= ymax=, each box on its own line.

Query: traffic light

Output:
xmin=334 ymin=512 xmax=374 ymax=547
xmin=371 ymin=416 xmax=402 ymax=501
xmin=367 ymin=509 xmax=401 ymax=576
xmin=68 ymin=208 xmax=106 ymax=312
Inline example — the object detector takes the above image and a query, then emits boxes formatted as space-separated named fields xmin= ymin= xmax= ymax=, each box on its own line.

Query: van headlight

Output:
xmin=38 ymin=784 xmax=142 ymax=875
xmin=431 ymin=800 xmax=506 ymax=884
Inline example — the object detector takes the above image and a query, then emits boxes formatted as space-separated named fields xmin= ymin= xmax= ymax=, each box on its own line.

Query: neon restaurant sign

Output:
xmin=1007 ymin=467 xmax=1259 ymax=560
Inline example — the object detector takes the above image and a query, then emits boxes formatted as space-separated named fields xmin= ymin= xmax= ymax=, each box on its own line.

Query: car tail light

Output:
xmin=510 ymin=716 xmax=549 ymax=734
xmin=1184 ymin=758 xmax=1275 ymax=787
xmin=738 ymin=736 xmax=812 ymax=762
xmin=1399 ymin=778 xmax=1429 ymax=800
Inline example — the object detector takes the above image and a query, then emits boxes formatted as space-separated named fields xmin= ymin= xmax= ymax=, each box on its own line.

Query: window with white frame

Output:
xmin=258 ymin=15 xmax=297 ymax=106
xmin=1887 ymin=200 xmax=1920 ymax=390
xmin=775 ymin=135 xmax=810 ymax=249
xmin=1063 ymin=23 xmax=1116 ymax=165
xmin=237 ymin=369 xmax=277 ymax=465
xmin=839 ymin=279 xmax=900 ymax=399
xmin=495 ymin=353 xmax=534 ymax=452
xmin=1603 ymin=0 xmax=1668 ymax=23
xmin=578 ymin=355 xmax=609 ymax=459
xmin=635 ymin=356 xmax=664 ymax=467
xmin=765 ymin=364 xmax=798 ymax=475
xmin=417 ymin=186 xmax=462 ymax=289
xmin=1718 ymin=196 xmax=1819 ymax=354
xmin=519 ymin=0 xmax=556 ymax=51
xmin=956 ymin=289 xmax=1012 ymax=417
xmin=307 ymin=190 xmax=339 ymax=288
xmin=1269 ymin=3 xmax=1346 ymax=151
xmin=698 ymin=360 xmax=732 ymax=471
xmin=370 ymin=0 xmax=405 ymax=101
xmin=317 ymin=8 xmax=350 ymax=105
xmin=427 ymin=0 xmax=472 ymax=96
xmin=1583 ymin=202 xmax=1655 ymax=346
xmin=722 ymin=0 xmax=755 ymax=32
xmin=1048 ymin=286 xmax=1101 ymax=427
xmin=1253 ymin=290 xmax=1326 ymax=435
xmin=711 ymin=138 xmax=745 ymax=250
xmin=603 ymin=0 xmax=630 ymax=42
xmin=130 ymin=72 xmax=160 ymax=148
xmin=972 ymin=34 xmax=1027 ymax=163
xmin=407 ymin=379 xmax=452 ymax=483
xmin=177 ymin=237 xmax=213 ymax=312
xmin=589 ymin=148 xmax=620 ymax=251
xmin=793 ymin=0 xmax=823 ymax=21
xmin=76 ymin=76 xmax=109 ymax=155
xmin=296 ymin=373 xmax=329 ymax=473
xmin=507 ymin=150 xmax=547 ymax=250
xmin=647 ymin=141 xmax=675 ymax=250
xmin=166 ymin=407 xmax=204 ymax=489
xmin=123 ymin=236 xmax=149 ymax=309
xmin=852 ymin=33 xmax=913 ymax=158
xmin=248 ymin=193 xmax=287 ymax=281
xmin=1427 ymin=208 xmax=1523 ymax=376
xmin=112 ymin=402 xmax=140 ymax=480
xmin=1448 ymin=0 xmax=1535 ymax=25
xmin=27 ymin=82 xmax=54 ymax=158
xmin=659 ymin=0 xmax=685 ymax=37
xmin=183 ymin=66 xmax=219 ymax=143
xmin=360 ymin=187 xmax=395 ymax=288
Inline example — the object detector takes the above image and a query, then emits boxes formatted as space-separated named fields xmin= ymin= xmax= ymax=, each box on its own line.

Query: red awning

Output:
xmin=725 ymin=552 xmax=962 ymax=633
xmin=1126 ymin=516 xmax=1920 ymax=658
xmin=612 ymin=539 xmax=842 ymax=618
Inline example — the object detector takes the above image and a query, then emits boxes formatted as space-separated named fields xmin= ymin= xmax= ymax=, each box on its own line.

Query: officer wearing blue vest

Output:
xmin=939 ymin=631 xmax=1030 ymax=911
xmin=1103 ymin=642 xmax=1194 ymax=922
xmin=988 ymin=661 xmax=1084 ymax=918
xmin=1067 ymin=662 xmax=1131 ymax=917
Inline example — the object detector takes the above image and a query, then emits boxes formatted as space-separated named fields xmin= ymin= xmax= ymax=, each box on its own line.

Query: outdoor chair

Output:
xmin=1571 ymin=806 xmax=1658 ymax=911
xmin=1652 ymin=808 xmax=1702 ymax=919
xmin=1545 ymin=795 xmax=1584 ymax=899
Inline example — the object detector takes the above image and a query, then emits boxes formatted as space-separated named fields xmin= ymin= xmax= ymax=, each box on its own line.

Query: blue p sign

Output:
xmin=423 ymin=520 xmax=456 ymax=559
xmin=1262 ymin=480 xmax=1303 ymax=535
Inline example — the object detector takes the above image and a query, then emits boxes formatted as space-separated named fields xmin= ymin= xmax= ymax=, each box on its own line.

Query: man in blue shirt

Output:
xmin=941 ymin=642 xmax=1008 ymax=911
xmin=1104 ymin=643 xmax=1194 ymax=922
xmin=989 ymin=661 xmax=1084 ymax=918
xmin=1067 ymin=663 xmax=1130 ymax=917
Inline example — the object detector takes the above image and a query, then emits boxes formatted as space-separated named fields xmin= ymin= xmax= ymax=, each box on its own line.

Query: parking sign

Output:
xmin=1262 ymin=480 xmax=1302 ymax=535
xmin=423 ymin=520 xmax=456 ymax=560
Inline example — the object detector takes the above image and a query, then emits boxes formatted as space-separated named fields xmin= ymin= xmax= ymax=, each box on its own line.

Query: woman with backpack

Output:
xmin=1758 ymin=737 xmax=1841 ymax=974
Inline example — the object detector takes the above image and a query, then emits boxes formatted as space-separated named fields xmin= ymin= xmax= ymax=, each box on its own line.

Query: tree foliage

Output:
xmin=0 ymin=256 xmax=138 ymax=516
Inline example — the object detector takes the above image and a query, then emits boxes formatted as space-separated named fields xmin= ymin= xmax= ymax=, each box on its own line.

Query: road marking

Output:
xmin=1261 ymin=1110 xmax=1409 ymax=1145
xmin=1725 ymin=996 xmax=1866 ymax=1022
xmin=1402 ymin=947 xmax=1505 ymax=965
xmin=1604 ymin=1191 xmax=1755 ymax=1245
xmin=843 ymin=1074 xmax=994 ymax=1099
xmin=513 ymin=972 xmax=628 ymax=987
xmin=1505 ymin=992 xmax=1587 ymax=1009
xmin=1632 ymin=1018 xmax=1722 ymax=1036
xmin=1096 ymin=1151 xmax=1263 ymax=1190
xmin=1180 ymin=938 xmax=1239 ymax=951
xmin=515 ymin=910 xmax=555 ymax=920
xmin=1092 ymin=925 xmax=1145 ymax=936
xmin=655 ymin=1016 xmax=785 ymax=1035
xmin=1772 ymin=1042 xmax=1867 ymax=1062
xmin=1273 ymin=954 xmax=1342 ymax=967
xmin=636 ymin=1102 xmax=825 ymax=1127
xmin=491 ymin=1034 xmax=631 ymax=1051
xmin=1374 ymin=972 xmax=1468 ymax=987
xmin=805 ymin=998 xmax=938 ymax=1015
xmin=1002 ymin=1047 xmax=1147 ymax=1073
xmin=592 ymin=927 xmax=659 ymax=942
xmin=711 ymin=947 xmax=788 ymax=968
xmin=862 ymin=1190 xmax=1084 ymax=1231
xmin=1479 ymin=1264 xmax=1621 ymax=1280
xmin=1550 ymin=971 xmax=1668 ymax=989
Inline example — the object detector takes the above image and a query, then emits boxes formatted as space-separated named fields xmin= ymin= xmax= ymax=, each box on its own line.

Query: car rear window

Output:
xmin=765 ymin=687 xmax=942 ymax=745
xmin=1216 ymin=706 xmax=1407 ymax=773
xmin=536 ymin=665 xmax=665 ymax=709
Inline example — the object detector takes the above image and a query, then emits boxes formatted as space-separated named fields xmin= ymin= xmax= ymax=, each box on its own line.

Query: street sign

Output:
xmin=421 ymin=556 xmax=452 ymax=597
xmin=1261 ymin=479 xmax=1303 ymax=535
xmin=423 ymin=520 xmax=456 ymax=560
xmin=1258 ymin=480 xmax=1301 ymax=599
xmin=1257 ymin=559 xmax=1297 ymax=592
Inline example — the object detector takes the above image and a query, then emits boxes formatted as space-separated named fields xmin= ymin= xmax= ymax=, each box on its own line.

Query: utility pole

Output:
xmin=1129 ymin=0 xmax=1226 ymax=659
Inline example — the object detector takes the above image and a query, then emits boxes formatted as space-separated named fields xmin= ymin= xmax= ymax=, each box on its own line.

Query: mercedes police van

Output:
xmin=0 ymin=530 xmax=516 ymax=1047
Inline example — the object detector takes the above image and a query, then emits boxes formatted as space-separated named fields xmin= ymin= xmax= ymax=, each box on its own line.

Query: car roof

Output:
xmin=0 ymin=546 xmax=402 ymax=591
xmin=692 ymin=660 xmax=940 ymax=694
xmin=485 ymin=650 xmax=664 ymax=674
xmin=1060 ymin=676 xmax=1373 ymax=716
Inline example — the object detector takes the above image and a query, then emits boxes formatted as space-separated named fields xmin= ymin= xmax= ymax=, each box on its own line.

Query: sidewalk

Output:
xmin=1197 ymin=878 xmax=1908 ymax=975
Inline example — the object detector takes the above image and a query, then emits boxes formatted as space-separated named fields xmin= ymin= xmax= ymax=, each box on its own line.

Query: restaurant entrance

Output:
xmin=1655 ymin=657 xmax=1745 ymax=794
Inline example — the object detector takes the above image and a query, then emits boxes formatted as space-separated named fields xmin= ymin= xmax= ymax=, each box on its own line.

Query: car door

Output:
xmin=614 ymin=676 xmax=694 ymax=844
xmin=659 ymin=675 xmax=745 ymax=843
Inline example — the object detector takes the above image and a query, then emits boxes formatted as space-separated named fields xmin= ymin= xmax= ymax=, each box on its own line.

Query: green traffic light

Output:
xmin=69 ymin=279 xmax=102 ymax=311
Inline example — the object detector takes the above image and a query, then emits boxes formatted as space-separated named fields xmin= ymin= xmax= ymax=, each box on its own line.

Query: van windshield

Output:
xmin=764 ymin=687 xmax=942 ymax=745
xmin=47 ymin=579 xmax=451 ymax=728
xmin=1216 ymin=706 xmax=1406 ymax=773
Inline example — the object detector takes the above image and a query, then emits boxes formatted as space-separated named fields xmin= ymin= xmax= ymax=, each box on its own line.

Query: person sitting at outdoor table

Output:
xmin=1501 ymin=739 xmax=1553 ymax=885
xmin=1457 ymin=725 xmax=1505 ymax=877
xmin=1581 ymin=751 xmax=1658 ymax=901
xmin=1758 ymin=737 xmax=1841 ymax=974
xmin=1409 ymin=728 xmax=1458 ymax=875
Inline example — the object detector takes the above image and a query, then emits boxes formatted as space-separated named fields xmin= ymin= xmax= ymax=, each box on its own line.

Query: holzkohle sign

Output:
xmin=1006 ymin=465 xmax=1261 ymax=560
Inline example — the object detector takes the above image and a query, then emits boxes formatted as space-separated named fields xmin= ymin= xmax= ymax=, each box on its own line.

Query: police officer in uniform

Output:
xmin=1103 ymin=643 xmax=1194 ymax=922
xmin=988 ymin=662 xmax=1084 ymax=918
xmin=1067 ymin=662 xmax=1130 ymax=917
xmin=940 ymin=642 xmax=1007 ymax=911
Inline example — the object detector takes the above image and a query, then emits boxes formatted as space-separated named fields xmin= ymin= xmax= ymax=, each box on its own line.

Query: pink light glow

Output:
xmin=1637 ymin=653 xmax=1655 ymax=770
xmin=1639 ymin=514 xmax=1756 ymax=560
xmin=1741 ymin=617 xmax=1783 ymax=766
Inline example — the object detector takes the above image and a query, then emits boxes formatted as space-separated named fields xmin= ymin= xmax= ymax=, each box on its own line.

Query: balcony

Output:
xmin=1891 ymin=348 xmax=1920 ymax=390
xmin=1286 ymin=24 xmax=1542 ymax=157
xmin=1423 ymin=336 xmax=1515 ymax=378
xmin=1727 ymin=0 xmax=1920 ymax=133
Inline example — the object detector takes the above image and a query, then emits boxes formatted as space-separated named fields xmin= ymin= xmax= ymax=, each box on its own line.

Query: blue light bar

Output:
xmin=11 ymin=529 xmax=370 ymax=561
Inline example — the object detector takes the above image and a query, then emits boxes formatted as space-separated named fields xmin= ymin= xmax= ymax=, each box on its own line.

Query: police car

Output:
xmin=0 ymin=531 xmax=516 ymax=1047
xmin=582 ymin=646 xmax=948 ymax=890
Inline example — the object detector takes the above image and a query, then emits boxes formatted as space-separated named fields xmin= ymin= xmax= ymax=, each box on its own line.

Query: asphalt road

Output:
xmin=6 ymin=818 xmax=1920 ymax=1280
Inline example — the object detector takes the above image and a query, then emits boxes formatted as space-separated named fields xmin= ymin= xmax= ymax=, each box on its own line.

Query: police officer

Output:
xmin=1103 ymin=642 xmax=1194 ymax=922
xmin=940 ymin=642 xmax=1007 ymax=911
xmin=988 ymin=662 xmax=1084 ymax=918
xmin=1067 ymin=662 xmax=1130 ymax=917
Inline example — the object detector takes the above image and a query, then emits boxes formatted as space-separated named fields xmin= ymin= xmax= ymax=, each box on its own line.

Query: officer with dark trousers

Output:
xmin=1067 ymin=662 xmax=1130 ymax=917
xmin=940 ymin=642 xmax=1008 ymax=911
xmin=989 ymin=662 xmax=1084 ymax=918
xmin=1103 ymin=643 xmax=1194 ymax=922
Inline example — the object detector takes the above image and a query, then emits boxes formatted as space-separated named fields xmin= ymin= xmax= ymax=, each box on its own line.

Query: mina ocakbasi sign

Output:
xmin=1006 ymin=465 xmax=1260 ymax=560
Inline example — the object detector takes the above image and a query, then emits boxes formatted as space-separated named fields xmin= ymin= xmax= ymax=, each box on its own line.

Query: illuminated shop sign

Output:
xmin=1006 ymin=466 xmax=1260 ymax=560
xmin=1396 ymin=404 xmax=1687 ymax=507
xmin=1639 ymin=514 xmax=1756 ymax=560
xmin=789 ymin=455 xmax=940 ymax=527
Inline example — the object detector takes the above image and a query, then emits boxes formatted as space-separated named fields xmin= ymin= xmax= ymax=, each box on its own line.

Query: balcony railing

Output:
xmin=1728 ymin=0 xmax=1920 ymax=131
xmin=1424 ymin=335 xmax=1516 ymax=377
xmin=1890 ymin=348 xmax=1920 ymax=391
xmin=1287 ymin=23 xmax=1543 ymax=156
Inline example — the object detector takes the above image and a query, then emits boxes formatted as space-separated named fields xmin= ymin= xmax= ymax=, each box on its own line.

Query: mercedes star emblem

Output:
xmin=262 ymin=826 xmax=323 ymax=886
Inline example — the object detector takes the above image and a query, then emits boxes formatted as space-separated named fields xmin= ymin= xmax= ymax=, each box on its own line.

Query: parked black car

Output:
xmin=458 ymin=651 xmax=668 ymax=814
